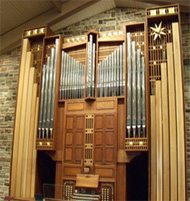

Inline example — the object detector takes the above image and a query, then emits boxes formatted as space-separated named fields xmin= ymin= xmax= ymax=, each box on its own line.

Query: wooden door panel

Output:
xmin=76 ymin=116 xmax=84 ymax=130
xmin=66 ymin=117 xmax=74 ymax=130
xmin=75 ymin=131 xmax=83 ymax=146
xmin=94 ymin=148 xmax=103 ymax=162
xmin=106 ymin=115 xmax=115 ymax=129
xmin=75 ymin=148 xmax=83 ymax=162
xmin=94 ymin=131 xmax=103 ymax=146
xmin=65 ymin=148 xmax=72 ymax=161
xmin=65 ymin=132 xmax=73 ymax=145
xmin=105 ymin=148 xmax=114 ymax=162
xmin=95 ymin=115 xmax=103 ymax=129
xmin=106 ymin=131 xmax=114 ymax=146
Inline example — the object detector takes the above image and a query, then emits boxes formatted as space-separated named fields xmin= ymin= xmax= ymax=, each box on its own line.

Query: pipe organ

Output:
xmin=9 ymin=4 xmax=187 ymax=201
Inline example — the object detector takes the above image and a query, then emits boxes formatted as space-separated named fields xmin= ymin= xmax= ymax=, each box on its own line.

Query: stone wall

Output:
xmin=0 ymin=7 xmax=189 ymax=200
xmin=0 ymin=47 xmax=21 ymax=199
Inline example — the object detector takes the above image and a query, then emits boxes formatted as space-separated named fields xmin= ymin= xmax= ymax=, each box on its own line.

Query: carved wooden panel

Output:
xmin=66 ymin=117 xmax=74 ymax=130
xmin=94 ymin=113 xmax=116 ymax=164
xmin=66 ymin=132 xmax=73 ymax=145
xmin=84 ymin=114 xmax=94 ymax=166
xmin=67 ymin=102 xmax=84 ymax=112
xmin=106 ymin=131 xmax=114 ymax=146
xmin=64 ymin=115 xmax=84 ymax=164
xmin=65 ymin=148 xmax=72 ymax=161
xmin=95 ymin=115 xmax=103 ymax=129
xmin=95 ymin=167 xmax=114 ymax=178
xmin=75 ymin=132 xmax=83 ymax=146
xmin=94 ymin=131 xmax=103 ymax=146
xmin=106 ymin=115 xmax=114 ymax=129
xmin=105 ymin=148 xmax=114 ymax=162
xmin=64 ymin=167 xmax=81 ymax=176
xmin=96 ymin=100 xmax=115 ymax=110
xmin=94 ymin=148 xmax=102 ymax=162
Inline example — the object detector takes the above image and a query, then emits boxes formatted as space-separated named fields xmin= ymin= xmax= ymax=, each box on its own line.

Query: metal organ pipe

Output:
xmin=59 ymin=50 xmax=85 ymax=100
xmin=127 ymin=33 xmax=132 ymax=138
xmin=126 ymin=33 xmax=146 ymax=138
xmin=97 ymin=42 xmax=125 ymax=98
xmin=38 ymin=38 xmax=59 ymax=139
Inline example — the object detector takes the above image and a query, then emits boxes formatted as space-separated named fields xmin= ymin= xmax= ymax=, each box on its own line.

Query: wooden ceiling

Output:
xmin=0 ymin=0 xmax=189 ymax=54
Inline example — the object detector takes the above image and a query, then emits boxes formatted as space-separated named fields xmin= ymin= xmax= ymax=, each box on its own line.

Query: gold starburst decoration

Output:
xmin=150 ymin=21 xmax=166 ymax=40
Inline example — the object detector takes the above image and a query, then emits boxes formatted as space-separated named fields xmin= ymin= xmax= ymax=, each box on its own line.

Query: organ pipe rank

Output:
xmin=97 ymin=42 xmax=125 ymax=97
xmin=86 ymin=34 xmax=96 ymax=97
xmin=59 ymin=51 xmax=85 ymax=99
xmin=126 ymin=32 xmax=146 ymax=138
xmin=38 ymin=38 xmax=59 ymax=139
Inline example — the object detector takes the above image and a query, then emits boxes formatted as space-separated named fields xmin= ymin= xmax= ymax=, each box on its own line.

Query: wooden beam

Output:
xmin=132 ymin=0 xmax=190 ymax=12
xmin=16 ymin=66 xmax=35 ymax=197
xmin=25 ymin=84 xmax=38 ymax=197
xmin=167 ymin=42 xmax=178 ymax=201
xmin=51 ymin=0 xmax=62 ymax=13
xmin=155 ymin=81 xmax=163 ymax=201
xmin=10 ymin=39 xmax=30 ymax=197
xmin=21 ymin=67 xmax=36 ymax=197
xmin=150 ymin=95 xmax=156 ymax=201
xmin=172 ymin=22 xmax=186 ymax=201
xmin=161 ymin=63 xmax=170 ymax=201
xmin=31 ymin=97 xmax=39 ymax=197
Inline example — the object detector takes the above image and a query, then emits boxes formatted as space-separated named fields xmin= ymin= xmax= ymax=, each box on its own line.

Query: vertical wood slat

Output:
xmin=31 ymin=97 xmax=39 ymax=197
xmin=16 ymin=53 xmax=34 ymax=197
xmin=21 ymin=68 xmax=36 ymax=197
xmin=161 ymin=63 xmax=170 ymax=201
xmin=167 ymin=42 xmax=178 ymax=201
xmin=155 ymin=81 xmax=162 ymax=201
xmin=25 ymin=84 xmax=38 ymax=197
xmin=172 ymin=22 xmax=186 ymax=201
xmin=150 ymin=96 xmax=156 ymax=201
xmin=11 ymin=39 xmax=30 ymax=196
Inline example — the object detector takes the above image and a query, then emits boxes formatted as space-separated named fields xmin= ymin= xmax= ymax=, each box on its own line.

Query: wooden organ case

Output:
xmin=9 ymin=4 xmax=187 ymax=201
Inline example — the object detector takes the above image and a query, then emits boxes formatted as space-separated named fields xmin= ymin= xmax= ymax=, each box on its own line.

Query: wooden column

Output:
xmin=167 ymin=43 xmax=178 ymax=201
xmin=161 ymin=63 xmax=170 ymax=201
xmin=25 ymin=84 xmax=38 ymax=197
xmin=21 ymin=69 xmax=37 ymax=197
xmin=155 ymin=81 xmax=162 ymax=201
xmin=31 ymin=97 xmax=39 ymax=197
xmin=116 ymin=100 xmax=126 ymax=201
xmin=150 ymin=95 xmax=156 ymax=201
xmin=11 ymin=39 xmax=30 ymax=196
xmin=172 ymin=22 xmax=186 ymax=201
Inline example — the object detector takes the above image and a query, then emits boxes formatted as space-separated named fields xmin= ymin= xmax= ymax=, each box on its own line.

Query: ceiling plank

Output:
xmin=48 ymin=0 xmax=100 ymax=26
xmin=0 ymin=0 xmax=112 ymax=54
xmin=51 ymin=0 xmax=62 ymax=13
xmin=132 ymin=0 xmax=190 ymax=12
xmin=51 ymin=0 xmax=116 ymax=31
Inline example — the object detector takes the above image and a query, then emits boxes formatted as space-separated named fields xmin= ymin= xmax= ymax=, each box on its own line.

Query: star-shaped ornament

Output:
xmin=150 ymin=21 xmax=166 ymax=40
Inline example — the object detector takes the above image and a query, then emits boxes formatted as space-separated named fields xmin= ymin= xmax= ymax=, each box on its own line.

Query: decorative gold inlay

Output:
xmin=150 ymin=21 xmax=166 ymax=40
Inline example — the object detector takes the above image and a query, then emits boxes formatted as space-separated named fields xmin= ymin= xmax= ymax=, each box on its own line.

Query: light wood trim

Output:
xmin=150 ymin=96 xmax=156 ymax=201
xmin=11 ymin=39 xmax=30 ymax=196
xmin=161 ymin=63 xmax=170 ymax=201
xmin=31 ymin=97 xmax=39 ymax=197
xmin=15 ymin=53 xmax=34 ymax=197
xmin=172 ymin=22 xmax=186 ymax=201
xmin=21 ymin=70 xmax=36 ymax=197
xmin=25 ymin=84 xmax=38 ymax=197
xmin=167 ymin=42 xmax=178 ymax=201
xmin=155 ymin=81 xmax=162 ymax=201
